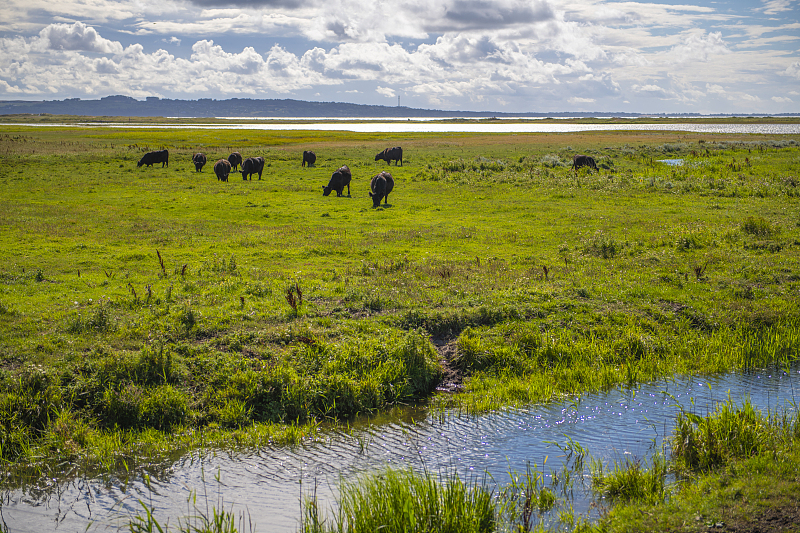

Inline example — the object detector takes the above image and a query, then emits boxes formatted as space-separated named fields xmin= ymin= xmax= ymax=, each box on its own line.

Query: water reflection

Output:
xmin=2 ymin=366 xmax=798 ymax=532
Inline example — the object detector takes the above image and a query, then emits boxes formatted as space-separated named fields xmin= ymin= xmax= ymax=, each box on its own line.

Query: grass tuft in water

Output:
xmin=302 ymin=467 xmax=496 ymax=533
xmin=590 ymin=454 xmax=668 ymax=504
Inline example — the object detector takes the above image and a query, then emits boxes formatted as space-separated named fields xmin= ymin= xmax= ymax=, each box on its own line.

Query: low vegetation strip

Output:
xmin=0 ymin=125 xmax=798 ymax=489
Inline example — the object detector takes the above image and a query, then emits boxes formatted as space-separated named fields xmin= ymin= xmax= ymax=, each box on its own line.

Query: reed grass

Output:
xmin=590 ymin=398 xmax=800 ymax=532
xmin=301 ymin=468 xmax=496 ymax=533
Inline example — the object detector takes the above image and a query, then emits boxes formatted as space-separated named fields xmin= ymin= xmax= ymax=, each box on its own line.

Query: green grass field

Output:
xmin=0 ymin=124 xmax=798 ymax=488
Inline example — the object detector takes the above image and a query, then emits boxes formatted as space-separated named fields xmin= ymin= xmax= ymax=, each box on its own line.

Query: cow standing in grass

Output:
xmin=138 ymin=150 xmax=169 ymax=168
xmin=192 ymin=153 xmax=207 ymax=172
xmin=228 ymin=152 xmax=243 ymax=171
xmin=375 ymin=147 xmax=402 ymax=166
xmin=241 ymin=156 xmax=265 ymax=180
xmin=370 ymin=171 xmax=394 ymax=207
xmin=322 ymin=165 xmax=352 ymax=197
xmin=303 ymin=151 xmax=316 ymax=167
xmin=572 ymin=155 xmax=598 ymax=172
xmin=214 ymin=159 xmax=232 ymax=182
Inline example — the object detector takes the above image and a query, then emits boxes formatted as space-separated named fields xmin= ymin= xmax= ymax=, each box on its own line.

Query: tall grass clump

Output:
xmin=583 ymin=231 xmax=624 ymax=259
xmin=66 ymin=301 xmax=115 ymax=334
xmin=590 ymin=454 xmax=668 ymax=504
xmin=302 ymin=468 xmax=495 ymax=533
xmin=500 ymin=462 xmax=559 ymax=532
xmin=670 ymin=396 xmax=798 ymax=473
xmin=741 ymin=215 xmax=779 ymax=237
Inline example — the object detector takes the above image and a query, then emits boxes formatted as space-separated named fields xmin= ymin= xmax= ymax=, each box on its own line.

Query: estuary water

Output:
xmin=2 ymin=366 xmax=798 ymax=532
xmin=4 ymin=122 xmax=800 ymax=134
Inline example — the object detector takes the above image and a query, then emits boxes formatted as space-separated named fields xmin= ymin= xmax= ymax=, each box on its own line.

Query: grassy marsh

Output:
xmin=0 ymin=124 xmax=798 ymax=491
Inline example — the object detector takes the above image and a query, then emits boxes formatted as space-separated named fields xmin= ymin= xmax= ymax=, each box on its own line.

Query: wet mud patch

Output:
xmin=431 ymin=336 xmax=464 ymax=393
xmin=721 ymin=501 xmax=800 ymax=533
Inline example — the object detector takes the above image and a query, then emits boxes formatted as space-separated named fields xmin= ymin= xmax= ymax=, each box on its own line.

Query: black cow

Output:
xmin=214 ymin=159 xmax=232 ymax=182
xmin=369 ymin=171 xmax=394 ymax=207
xmin=375 ymin=147 xmax=403 ymax=166
xmin=137 ymin=150 xmax=169 ymax=168
xmin=322 ymin=165 xmax=352 ymax=197
xmin=241 ymin=156 xmax=265 ymax=180
xmin=572 ymin=154 xmax=598 ymax=172
xmin=228 ymin=152 xmax=243 ymax=171
xmin=302 ymin=151 xmax=316 ymax=167
xmin=192 ymin=153 xmax=207 ymax=172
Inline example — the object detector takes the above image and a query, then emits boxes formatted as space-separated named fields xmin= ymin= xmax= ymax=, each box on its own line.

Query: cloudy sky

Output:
xmin=0 ymin=0 xmax=798 ymax=113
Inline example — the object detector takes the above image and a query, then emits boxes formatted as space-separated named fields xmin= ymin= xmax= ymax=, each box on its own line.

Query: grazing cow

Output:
xmin=302 ymin=151 xmax=316 ymax=167
xmin=214 ymin=159 xmax=232 ymax=182
xmin=241 ymin=156 xmax=265 ymax=180
xmin=192 ymin=153 xmax=207 ymax=172
xmin=137 ymin=150 xmax=169 ymax=168
xmin=369 ymin=171 xmax=394 ymax=207
xmin=572 ymin=154 xmax=598 ymax=172
xmin=322 ymin=165 xmax=352 ymax=197
xmin=227 ymin=152 xmax=243 ymax=171
xmin=375 ymin=147 xmax=403 ymax=166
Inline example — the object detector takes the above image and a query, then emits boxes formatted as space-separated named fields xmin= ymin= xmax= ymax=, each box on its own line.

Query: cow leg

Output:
xmin=346 ymin=183 xmax=350 ymax=196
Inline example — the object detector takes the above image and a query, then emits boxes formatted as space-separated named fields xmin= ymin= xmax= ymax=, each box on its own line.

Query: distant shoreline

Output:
xmin=1 ymin=114 xmax=799 ymax=127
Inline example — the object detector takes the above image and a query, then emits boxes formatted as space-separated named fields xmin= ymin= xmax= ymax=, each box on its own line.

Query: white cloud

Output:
xmin=33 ymin=21 xmax=123 ymax=53
xmin=662 ymin=31 xmax=729 ymax=64
xmin=783 ymin=61 xmax=800 ymax=79
xmin=632 ymin=84 xmax=667 ymax=95
xmin=759 ymin=0 xmax=794 ymax=15
xmin=771 ymin=96 xmax=792 ymax=103
xmin=0 ymin=0 xmax=797 ymax=113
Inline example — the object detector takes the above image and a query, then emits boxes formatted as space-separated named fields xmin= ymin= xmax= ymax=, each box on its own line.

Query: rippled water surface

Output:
xmin=3 ymin=367 xmax=798 ymax=532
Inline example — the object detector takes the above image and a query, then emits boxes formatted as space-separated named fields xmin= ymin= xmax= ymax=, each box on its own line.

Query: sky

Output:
xmin=0 ymin=0 xmax=798 ymax=113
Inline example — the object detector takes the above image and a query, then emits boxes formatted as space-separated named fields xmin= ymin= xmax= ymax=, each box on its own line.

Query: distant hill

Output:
xmin=0 ymin=95 xmax=693 ymax=118
xmin=0 ymin=95 xmax=796 ymax=119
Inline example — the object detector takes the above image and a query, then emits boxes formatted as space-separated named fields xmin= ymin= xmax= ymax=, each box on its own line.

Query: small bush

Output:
xmin=540 ymin=154 xmax=565 ymax=168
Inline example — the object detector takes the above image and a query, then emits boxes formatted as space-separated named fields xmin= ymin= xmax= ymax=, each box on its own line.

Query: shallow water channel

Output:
xmin=3 ymin=366 xmax=798 ymax=532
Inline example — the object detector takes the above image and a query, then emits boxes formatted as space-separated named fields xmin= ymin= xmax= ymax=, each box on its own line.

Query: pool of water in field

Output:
xmin=657 ymin=158 xmax=685 ymax=166
xmin=2 ymin=365 xmax=798 ymax=532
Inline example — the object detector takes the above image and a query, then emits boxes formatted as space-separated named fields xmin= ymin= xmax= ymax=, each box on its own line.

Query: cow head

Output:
xmin=322 ymin=186 xmax=332 ymax=196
